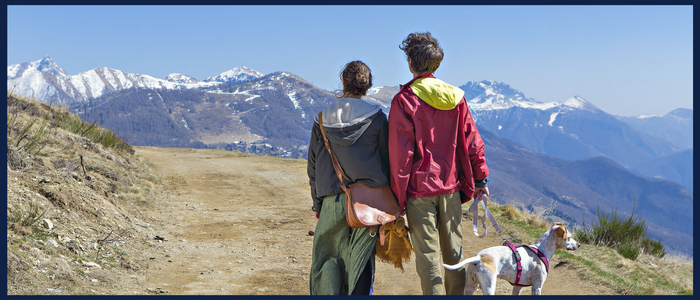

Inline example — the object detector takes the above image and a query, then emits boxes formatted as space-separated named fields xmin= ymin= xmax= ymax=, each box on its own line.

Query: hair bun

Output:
xmin=355 ymin=73 xmax=368 ymax=85
xmin=340 ymin=60 xmax=372 ymax=98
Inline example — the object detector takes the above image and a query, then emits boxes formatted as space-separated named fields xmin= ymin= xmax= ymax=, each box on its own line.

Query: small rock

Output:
xmin=82 ymin=261 xmax=101 ymax=269
xmin=42 ymin=219 xmax=54 ymax=230
xmin=91 ymin=279 xmax=99 ymax=283
xmin=48 ymin=239 xmax=58 ymax=247
xmin=154 ymin=235 xmax=168 ymax=241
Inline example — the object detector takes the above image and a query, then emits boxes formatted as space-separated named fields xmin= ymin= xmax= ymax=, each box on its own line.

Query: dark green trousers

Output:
xmin=309 ymin=193 xmax=377 ymax=295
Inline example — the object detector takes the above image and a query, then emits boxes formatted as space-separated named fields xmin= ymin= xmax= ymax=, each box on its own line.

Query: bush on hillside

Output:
xmin=575 ymin=201 xmax=665 ymax=260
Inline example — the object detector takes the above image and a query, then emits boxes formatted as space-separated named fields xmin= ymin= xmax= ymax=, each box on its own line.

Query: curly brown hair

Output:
xmin=399 ymin=32 xmax=444 ymax=74
xmin=340 ymin=60 xmax=373 ymax=98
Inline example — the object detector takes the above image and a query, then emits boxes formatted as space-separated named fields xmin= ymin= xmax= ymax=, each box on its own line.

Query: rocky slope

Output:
xmin=7 ymin=93 xmax=161 ymax=294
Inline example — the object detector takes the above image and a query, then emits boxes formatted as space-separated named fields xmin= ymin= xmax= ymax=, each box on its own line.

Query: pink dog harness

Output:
xmin=503 ymin=240 xmax=549 ymax=287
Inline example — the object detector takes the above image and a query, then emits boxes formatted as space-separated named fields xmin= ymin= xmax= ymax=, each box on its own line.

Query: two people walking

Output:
xmin=308 ymin=32 xmax=490 ymax=295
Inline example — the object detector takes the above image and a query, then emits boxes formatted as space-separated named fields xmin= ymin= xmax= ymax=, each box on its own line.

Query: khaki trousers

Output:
xmin=405 ymin=192 xmax=465 ymax=295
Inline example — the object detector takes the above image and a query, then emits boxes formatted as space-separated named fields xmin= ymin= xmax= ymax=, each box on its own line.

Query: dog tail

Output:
xmin=443 ymin=256 xmax=481 ymax=270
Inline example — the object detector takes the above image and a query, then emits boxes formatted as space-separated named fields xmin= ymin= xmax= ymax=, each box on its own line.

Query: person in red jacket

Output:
xmin=388 ymin=32 xmax=490 ymax=295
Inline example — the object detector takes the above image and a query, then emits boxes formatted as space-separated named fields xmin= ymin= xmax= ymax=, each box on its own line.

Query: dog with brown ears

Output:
xmin=443 ymin=223 xmax=580 ymax=295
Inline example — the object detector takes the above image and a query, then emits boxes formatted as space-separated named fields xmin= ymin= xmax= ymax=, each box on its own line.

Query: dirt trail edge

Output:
xmin=135 ymin=146 xmax=617 ymax=295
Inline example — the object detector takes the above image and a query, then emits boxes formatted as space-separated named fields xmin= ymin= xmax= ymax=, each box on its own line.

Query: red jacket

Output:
xmin=388 ymin=74 xmax=489 ymax=213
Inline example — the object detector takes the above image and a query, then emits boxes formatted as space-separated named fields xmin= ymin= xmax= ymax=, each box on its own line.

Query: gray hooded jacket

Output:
xmin=307 ymin=97 xmax=390 ymax=213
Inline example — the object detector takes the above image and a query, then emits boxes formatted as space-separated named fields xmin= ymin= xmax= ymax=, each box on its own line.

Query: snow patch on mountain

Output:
xmin=288 ymin=91 xmax=300 ymax=109
xmin=548 ymin=112 xmax=559 ymax=126
xmin=636 ymin=114 xmax=658 ymax=119
xmin=287 ymin=90 xmax=307 ymax=119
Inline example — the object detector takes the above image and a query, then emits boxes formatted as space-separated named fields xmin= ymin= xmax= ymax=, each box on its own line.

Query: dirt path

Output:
xmin=135 ymin=146 xmax=618 ymax=295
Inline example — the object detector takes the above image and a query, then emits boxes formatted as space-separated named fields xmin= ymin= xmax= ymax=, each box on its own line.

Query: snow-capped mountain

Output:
xmin=164 ymin=73 xmax=200 ymax=84
xmin=6 ymin=57 xmax=262 ymax=105
xmin=617 ymin=108 xmax=693 ymax=151
xmin=460 ymin=80 xmax=682 ymax=174
xmin=204 ymin=66 xmax=263 ymax=83
xmin=464 ymin=80 xmax=601 ymax=114
xmin=364 ymin=86 xmax=399 ymax=114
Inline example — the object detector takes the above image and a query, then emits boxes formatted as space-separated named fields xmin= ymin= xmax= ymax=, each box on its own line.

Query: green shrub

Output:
xmin=574 ymin=201 xmax=665 ymax=260
xmin=617 ymin=242 xmax=640 ymax=260
xmin=641 ymin=237 xmax=666 ymax=258
xmin=7 ymin=101 xmax=51 ymax=156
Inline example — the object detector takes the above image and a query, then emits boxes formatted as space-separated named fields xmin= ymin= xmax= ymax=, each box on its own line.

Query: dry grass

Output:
xmin=501 ymin=204 xmax=550 ymax=228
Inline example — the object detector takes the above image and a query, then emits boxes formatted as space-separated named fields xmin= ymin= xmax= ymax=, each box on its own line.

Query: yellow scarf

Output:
xmin=375 ymin=217 xmax=413 ymax=270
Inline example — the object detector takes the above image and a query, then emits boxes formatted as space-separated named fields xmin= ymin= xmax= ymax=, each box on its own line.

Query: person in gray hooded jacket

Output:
xmin=307 ymin=61 xmax=390 ymax=295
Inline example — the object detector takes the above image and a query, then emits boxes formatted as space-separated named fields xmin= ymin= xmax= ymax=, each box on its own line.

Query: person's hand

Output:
xmin=474 ymin=186 xmax=490 ymax=202
xmin=314 ymin=211 xmax=320 ymax=220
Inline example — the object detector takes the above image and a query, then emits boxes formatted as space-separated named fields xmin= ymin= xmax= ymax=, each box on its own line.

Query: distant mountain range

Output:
xmin=480 ymin=129 xmax=692 ymax=255
xmin=7 ymin=57 xmax=693 ymax=255
xmin=7 ymin=56 xmax=260 ymax=105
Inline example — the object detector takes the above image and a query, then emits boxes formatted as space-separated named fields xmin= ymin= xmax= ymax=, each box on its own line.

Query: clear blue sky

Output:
xmin=7 ymin=5 xmax=693 ymax=117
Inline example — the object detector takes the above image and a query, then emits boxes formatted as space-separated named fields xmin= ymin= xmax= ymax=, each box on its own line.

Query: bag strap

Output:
xmin=318 ymin=112 xmax=352 ymax=187
xmin=319 ymin=111 xmax=383 ymax=240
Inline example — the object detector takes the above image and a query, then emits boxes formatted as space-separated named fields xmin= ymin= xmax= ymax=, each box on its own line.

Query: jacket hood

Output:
xmin=315 ymin=97 xmax=382 ymax=146
xmin=316 ymin=97 xmax=380 ymax=128
xmin=410 ymin=77 xmax=465 ymax=110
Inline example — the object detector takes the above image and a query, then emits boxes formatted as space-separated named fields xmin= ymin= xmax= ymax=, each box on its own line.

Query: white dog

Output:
xmin=443 ymin=222 xmax=580 ymax=295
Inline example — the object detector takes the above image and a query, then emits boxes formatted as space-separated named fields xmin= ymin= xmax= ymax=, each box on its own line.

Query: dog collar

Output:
xmin=503 ymin=240 xmax=549 ymax=287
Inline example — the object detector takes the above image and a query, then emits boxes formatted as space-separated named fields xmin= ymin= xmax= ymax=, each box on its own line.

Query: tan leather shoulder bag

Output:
xmin=318 ymin=112 xmax=400 ymax=243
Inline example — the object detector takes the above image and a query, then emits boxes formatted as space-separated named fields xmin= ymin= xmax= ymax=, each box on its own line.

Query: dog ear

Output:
xmin=552 ymin=226 xmax=565 ymax=239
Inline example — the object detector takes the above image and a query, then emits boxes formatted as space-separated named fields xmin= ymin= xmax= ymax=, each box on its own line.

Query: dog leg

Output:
xmin=463 ymin=264 xmax=478 ymax=295
xmin=478 ymin=274 xmax=497 ymax=295
xmin=511 ymin=286 xmax=523 ymax=295
xmin=531 ymin=276 xmax=544 ymax=295
xmin=531 ymin=286 xmax=542 ymax=295
xmin=464 ymin=278 xmax=478 ymax=295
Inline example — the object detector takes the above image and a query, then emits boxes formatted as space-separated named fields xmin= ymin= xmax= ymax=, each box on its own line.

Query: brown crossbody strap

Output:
xmin=318 ymin=112 xmax=352 ymax=186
